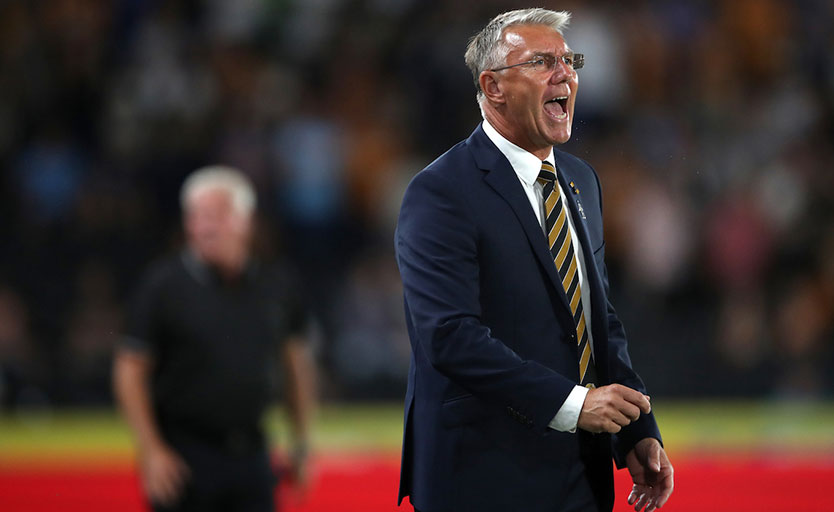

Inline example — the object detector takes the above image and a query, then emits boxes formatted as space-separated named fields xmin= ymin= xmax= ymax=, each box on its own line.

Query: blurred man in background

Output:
xmin=113 ymin=166 xmax=314 ymax=512
xmin=395 ymin=9 xmax=672 ymax=512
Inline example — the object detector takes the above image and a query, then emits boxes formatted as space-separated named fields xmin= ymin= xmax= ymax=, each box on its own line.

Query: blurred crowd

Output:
xmin=1 ymin=0 xmax=833 ymax=410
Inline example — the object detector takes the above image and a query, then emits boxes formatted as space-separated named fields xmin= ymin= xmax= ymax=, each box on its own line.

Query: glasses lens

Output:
xmin=573 ymin=53 xmax=584 ymax=70
xmin=536 ymin=55 xmax=554 ymax=72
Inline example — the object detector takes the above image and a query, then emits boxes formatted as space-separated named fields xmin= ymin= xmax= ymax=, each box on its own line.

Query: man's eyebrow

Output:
xmin=529 ymin=49 xmax=574 ymax=56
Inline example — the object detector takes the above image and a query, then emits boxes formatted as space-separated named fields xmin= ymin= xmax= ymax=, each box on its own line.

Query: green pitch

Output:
xmin=1 ymin=401 xmax=833 ymax=463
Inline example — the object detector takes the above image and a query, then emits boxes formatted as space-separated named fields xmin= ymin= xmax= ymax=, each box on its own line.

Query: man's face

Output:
xmin=490 ymin=24 xmax=579 ymax=154
xmin=185 ymin=187 xmax=252 ymax=271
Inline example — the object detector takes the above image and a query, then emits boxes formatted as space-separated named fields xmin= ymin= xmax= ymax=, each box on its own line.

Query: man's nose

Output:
xmin=550 ymin=59 xmax=574 ymax=84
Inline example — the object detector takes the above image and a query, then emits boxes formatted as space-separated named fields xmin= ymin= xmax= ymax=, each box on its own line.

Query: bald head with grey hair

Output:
xmin=180 ymin=165 xmax=256 ymax=216
xmin=180 ymin=165 xmax=257 ymax=276
xmin=464 ymin=8 xmax=571 ymax=107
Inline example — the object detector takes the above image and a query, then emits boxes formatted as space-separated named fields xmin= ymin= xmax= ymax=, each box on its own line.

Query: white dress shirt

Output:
xmin=482 ymin=119 xmax=593 ymax=433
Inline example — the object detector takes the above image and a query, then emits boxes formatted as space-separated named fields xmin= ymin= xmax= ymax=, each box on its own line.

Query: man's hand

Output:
xmin=577 ymin=384 xmax=651 ymax=434
xmin=141 ymin=443 xmax=191 ymax=507
xmin=289 ymin=445 xmax=311 ymax=495
xmin=626 ymin=438 xmax=674 ymax=511
xmin=277 ymin=447 xmax=313 ymax=507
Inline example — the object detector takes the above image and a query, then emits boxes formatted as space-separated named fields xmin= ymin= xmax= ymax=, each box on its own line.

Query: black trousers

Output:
xmin=560 ymin=455 xmax=601 ymax=512
xmin=413 ymin=434 xmax=602 ymax=512
xmin=412 ymin=459 xmax=598 ymax=512
xmin=151 ymin=427 xmax=276 ymax=512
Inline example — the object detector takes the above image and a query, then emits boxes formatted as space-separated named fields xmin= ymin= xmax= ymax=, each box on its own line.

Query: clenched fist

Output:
xmin=577 ymin=384 xmax=651 ymax=434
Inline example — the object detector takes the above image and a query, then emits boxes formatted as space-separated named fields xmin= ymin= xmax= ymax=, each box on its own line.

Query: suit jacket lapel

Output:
xmin=467 ymin=125 xmax=572 ymax=316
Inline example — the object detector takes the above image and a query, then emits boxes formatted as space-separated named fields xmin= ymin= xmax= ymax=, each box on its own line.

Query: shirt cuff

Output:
xmin=548 ymin=385 xmax=590 ymax=433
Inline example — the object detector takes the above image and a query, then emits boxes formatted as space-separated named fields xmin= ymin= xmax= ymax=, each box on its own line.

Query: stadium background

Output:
xmin=1 ymin=0 xmax=833 ymax=510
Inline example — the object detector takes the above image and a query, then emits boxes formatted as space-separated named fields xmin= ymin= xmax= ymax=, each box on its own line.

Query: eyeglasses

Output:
xmin=490 ymin=52 xmax=584 ymax=73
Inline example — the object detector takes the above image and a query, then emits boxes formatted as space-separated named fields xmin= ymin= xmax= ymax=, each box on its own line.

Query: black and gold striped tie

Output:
xmin=538 ymin=162 xmax=596 ymax=387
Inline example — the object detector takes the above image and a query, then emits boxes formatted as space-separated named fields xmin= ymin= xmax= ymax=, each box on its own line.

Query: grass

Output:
xmin=655 ymin=401 xmax=834 ymax=454
xmin=2 ymin=400 xmax=833 ymax=466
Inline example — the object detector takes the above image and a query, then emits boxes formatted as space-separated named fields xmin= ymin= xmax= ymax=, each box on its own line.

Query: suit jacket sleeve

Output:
xmin=396 ymin=168 xmax=576 ymax=433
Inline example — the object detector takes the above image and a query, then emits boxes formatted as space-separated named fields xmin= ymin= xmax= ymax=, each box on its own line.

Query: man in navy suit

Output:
xmin=395 ymin=8 xmax=674 ymax=512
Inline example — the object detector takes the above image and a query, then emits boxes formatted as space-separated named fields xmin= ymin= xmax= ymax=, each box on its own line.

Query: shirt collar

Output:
xmin=482 ymin=119 xmax=556 ymax=186
xmin=181 ymin=249 xmax=258 ymax=287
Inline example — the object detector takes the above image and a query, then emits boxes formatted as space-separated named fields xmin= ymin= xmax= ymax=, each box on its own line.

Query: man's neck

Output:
xmin=188 ymin=248 xmax=249 ymax=284
xmin=482 ymin=109 xmax=550 ymax=160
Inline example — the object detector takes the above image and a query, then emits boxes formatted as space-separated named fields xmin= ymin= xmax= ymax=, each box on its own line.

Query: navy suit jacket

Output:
xmin=395 ymin=124 xmax=661 ymax=512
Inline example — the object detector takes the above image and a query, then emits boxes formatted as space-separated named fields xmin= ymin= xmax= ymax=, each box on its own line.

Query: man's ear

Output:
xmin=479 ymin=71 xmax=505 ymax=105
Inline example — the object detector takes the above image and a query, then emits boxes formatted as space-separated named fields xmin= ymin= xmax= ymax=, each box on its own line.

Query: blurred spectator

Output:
xmin=332 ymin=248 xmax=410 ymax=399
xmin=561 ymin=6 xmax=625 ymax=120
xmin=13 ymin=122 xmax=87 ymax=226
xmin=0 ymin=0 xmax=831 ymax=405
xmin=0 ymin=284 xmax=49 ymax=410
xmin=773 ymin=275 xmax=832 ymax=398
xmin=62 ymin=259 xmax=122 ymax=405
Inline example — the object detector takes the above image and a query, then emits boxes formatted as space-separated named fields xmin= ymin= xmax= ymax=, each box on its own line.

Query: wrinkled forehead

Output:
xmin=502 ymin=24 xmax=570 ymax=56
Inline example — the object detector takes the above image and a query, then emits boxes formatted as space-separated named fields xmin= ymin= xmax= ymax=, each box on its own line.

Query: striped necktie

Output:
xmin=537 ymin=162 xmax=596 ymax=387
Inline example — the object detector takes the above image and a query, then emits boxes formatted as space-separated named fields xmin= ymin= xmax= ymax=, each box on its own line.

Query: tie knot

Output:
xmin=537 ymin=162 xmax=556 ymax=185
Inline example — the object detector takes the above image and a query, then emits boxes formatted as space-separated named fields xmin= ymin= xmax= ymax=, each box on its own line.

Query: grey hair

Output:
xmin=180 ymin=165 xmax=256 ymax=215
xmin=464 ymin=8 xmax=571 ymax=106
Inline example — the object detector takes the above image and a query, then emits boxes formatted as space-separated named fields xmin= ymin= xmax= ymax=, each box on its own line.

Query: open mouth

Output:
xmin=544 ymin=96 xmax=569 ymax=120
